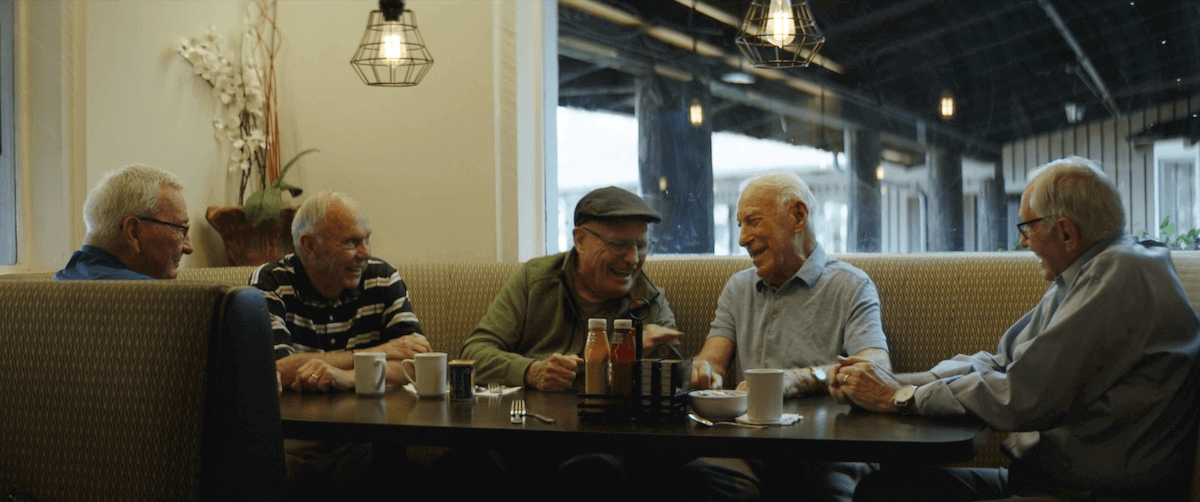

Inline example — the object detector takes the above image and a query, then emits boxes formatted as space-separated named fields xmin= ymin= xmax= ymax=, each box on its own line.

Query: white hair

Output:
xmin=1026 ymin=156 xmax=1125 ymax=245
xmin=82 ymin=164 xmax=184 ymax=249
xmin=740 ymin=171 xmax=819 ymax=256
xmin=291 ymin=190 xmax=362 ymax=251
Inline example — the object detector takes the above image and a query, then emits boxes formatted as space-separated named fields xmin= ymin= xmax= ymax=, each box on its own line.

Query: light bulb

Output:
xmin=689 ymin=97 xmax=704 ymax=126
xmin=381 ymin=21 xmax=407 ymax=67
xmin=764 ymin=0 xmax=796 ymax=48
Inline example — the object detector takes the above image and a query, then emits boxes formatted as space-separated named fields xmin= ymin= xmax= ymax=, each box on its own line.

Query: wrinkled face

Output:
xmin=137 ymin=186 xmax=193 ymax=279
xmin=1018 ymin=191 xmax=1071 ymax=281
xmin=573 ymin=220 xmax=649 ymax=302
xmin=737 ymin=185 xmax=805 ymax=288
xmin=305 ymin=202 xmax=372 ymax=295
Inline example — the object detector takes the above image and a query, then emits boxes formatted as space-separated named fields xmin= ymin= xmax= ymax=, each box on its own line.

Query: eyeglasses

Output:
xmin=1015 ymin=217 xmax=1045 ymax=239
xmin=580 ymin=226 xmax=648 ymax=256
xmin=139 ymin=216 xmax=190 ymax=239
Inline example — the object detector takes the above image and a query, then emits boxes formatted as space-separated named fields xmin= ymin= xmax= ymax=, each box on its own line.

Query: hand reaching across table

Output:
xmin=373 ymin=333 xmax=432 ymax=361
xmin=641 ymin=323 xmax=683 ymax=356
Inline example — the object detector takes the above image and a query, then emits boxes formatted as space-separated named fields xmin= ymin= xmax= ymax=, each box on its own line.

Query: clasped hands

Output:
xmin=289 ymin=333 xmax=432 ymax=392
xmin=829 ymin=355 xmax=903 ymax=413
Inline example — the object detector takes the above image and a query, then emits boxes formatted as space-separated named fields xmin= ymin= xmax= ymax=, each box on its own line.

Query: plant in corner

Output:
xmin=243 ymin=148 xmax=317 ymax=227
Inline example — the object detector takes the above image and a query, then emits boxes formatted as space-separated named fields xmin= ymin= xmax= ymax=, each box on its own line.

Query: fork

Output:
xmin=487 ymin=383 xmax=503 ymax=394
xmin=509 ymin=400 xmax=524 ymax=424
xmin=512 ymin=399 xmax=556 ymax=424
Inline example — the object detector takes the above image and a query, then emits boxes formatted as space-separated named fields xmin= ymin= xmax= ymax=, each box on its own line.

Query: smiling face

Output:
xmin=129 ymin=185 xmax=193 ymax=279
xmin=301 ymin=200 xmax=372 ymax=299
xmin=1019 ymin=190 xmax=1072 ymax=281
xmin=737 ymin=184 xmax=807 ymax=288
xmin=573 ymin=219 xmax=649 ymax=303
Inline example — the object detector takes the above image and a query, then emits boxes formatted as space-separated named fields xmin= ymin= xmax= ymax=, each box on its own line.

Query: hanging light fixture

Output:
xmin=940 ymin=89 xmax=955 ymax=120
xmin=350 ymin=0 xmax=434 ymax=87
xmin=735 ymin=0 xmax=825 ymax=69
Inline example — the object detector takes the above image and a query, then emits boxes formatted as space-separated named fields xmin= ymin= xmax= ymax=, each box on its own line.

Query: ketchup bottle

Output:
xmin=610 ymin=319 xmax=636 ymax=396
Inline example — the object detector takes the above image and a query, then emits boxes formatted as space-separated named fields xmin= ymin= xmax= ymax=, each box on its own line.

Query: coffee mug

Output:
xmin=401 ymin=352 xmax=448 ymax=398
xmin=354 ymin=352 xmax=388 ymax=397
xmin=744 ymin=368 xmax=784 ymax=423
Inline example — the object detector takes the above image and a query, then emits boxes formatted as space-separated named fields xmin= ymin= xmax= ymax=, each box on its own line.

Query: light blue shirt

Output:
xmin=918 ymin=234 xmax=1200 ymax=493
xmin=707 ymin=243 xmax=888 ymax=385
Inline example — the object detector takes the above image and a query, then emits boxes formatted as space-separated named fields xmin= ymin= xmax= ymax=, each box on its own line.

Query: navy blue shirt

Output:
xmin=54 ymin=245 xmax=152 ymax=281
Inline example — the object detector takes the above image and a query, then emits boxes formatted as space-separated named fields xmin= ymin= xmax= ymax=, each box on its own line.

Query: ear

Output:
xmin=118 ymin=215 xmax=142 ymax=253
xmin=1056 ymin=217 xmax=1084 ymax=253
xmin=572 ymin=227 xmax=586 ymax=249
xmin=299 ymin=233 xmax=318 ymax=260
xmin=790 ymin=200 xmax=809 ymax=235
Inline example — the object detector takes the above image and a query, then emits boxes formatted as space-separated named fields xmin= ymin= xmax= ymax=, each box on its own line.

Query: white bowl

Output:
xmin=689 ymin=389 xmax=748 ymax=420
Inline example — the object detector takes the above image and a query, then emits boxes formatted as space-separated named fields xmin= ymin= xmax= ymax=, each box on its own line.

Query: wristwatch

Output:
xmin=810 ymin=366 xmax=827 ymax=386
xmin=893 ymin=385 xmax=918 ymax=414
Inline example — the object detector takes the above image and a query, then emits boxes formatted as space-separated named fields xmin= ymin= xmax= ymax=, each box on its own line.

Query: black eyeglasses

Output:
xmin=580 ymin=226 xmax=648 ymax=256
xmin=139 ymin=216 xmax=190 ymax=238
xmin=1015 ymin=217 xmax=1045 ymax=239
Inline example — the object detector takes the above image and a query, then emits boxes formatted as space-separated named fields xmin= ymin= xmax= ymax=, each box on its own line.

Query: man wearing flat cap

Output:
xmin=463 ymin=186 xmax=682 ymax=391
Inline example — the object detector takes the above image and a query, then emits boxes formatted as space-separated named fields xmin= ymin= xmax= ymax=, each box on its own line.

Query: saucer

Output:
xmin=735 ymin=413 xmax=802 ymax=425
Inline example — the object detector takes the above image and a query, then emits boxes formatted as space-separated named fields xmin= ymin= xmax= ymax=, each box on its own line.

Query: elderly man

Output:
xmin=684 ymin=172 xmax=890 ymax=502
xmin=836 ymin=157 xmax=1200 ymax=501
xmin=251 ymin=190 xmax=430 ymax=392
xmin=56 ymin=164 xmax=193 ymax=280
xmin=462 ymin=185 xmax=682 ymax=390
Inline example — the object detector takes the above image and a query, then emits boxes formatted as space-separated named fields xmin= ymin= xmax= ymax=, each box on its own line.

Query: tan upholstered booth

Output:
xmin=0 ymin=280 xmax=285 ymax=501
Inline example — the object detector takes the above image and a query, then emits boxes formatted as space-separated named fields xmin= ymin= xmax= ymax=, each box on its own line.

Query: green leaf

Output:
xmin=273 ymin=148 xmax=320 ymax=188
xmin=245 ymin=186 xmax=283 ymax=227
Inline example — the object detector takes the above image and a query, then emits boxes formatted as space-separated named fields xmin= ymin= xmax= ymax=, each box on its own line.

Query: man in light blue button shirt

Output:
xmin=836 ymin=156 xmax=1200 ymax=501
xmin=683 ymin=172 xmax=891 ymax=502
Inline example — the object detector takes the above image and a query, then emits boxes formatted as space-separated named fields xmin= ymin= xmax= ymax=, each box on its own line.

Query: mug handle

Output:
xmin=375 ymin=359 xmax=387 ymax=390
xmin=401 ymin=358 xmax=416 ymax=384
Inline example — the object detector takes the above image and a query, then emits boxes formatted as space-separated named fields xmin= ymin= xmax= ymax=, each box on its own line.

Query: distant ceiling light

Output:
xmin=939 ymin=90 xmax=955 ymax=120
xmin=659 ymin=176 xmax=669 ymax=192
xmin=875 ymin=166 xmax=885 ymax=180
xmin=689 ymin=97 xmax=705 ymax=127
xmin=1065 ymin=103 xmax=1084 ymax=124
xmin=350 ymin=0 xmax=434 ymax=87
xmin=735 ymin=0 xmax=825 ymax=69
xmin=721 ymin=72 xmax=756 ymax=85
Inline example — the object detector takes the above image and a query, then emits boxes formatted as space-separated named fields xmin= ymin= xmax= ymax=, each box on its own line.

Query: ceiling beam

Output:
xmin=1038 ymin=0 xmax=1122 ymax=117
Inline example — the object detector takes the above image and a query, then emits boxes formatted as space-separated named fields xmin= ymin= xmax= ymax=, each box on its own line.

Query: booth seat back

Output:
xmin=0 ymin=280 xmax=284 ymax=502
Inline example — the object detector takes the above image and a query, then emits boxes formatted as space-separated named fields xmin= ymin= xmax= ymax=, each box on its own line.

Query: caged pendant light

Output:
xmin=735 ymin=0 xmax=825 ymax=69
xmin=350 ymin=0 xmax=434 ymax=87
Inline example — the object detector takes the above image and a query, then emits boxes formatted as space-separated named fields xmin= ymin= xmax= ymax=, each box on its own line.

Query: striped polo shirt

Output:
xmin=250 ymin=254 xmax=424 ymax=360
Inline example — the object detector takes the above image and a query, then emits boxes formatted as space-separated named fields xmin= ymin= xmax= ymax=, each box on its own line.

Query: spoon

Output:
xmin=688 ymin=412 xmax=767 ymax=429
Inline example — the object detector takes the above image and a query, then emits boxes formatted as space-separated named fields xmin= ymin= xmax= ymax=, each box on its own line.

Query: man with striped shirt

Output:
xmin=251 ymin=190 xmax=430 ymax=393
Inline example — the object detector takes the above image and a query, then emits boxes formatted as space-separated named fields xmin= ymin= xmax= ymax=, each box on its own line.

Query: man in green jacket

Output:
xmin=462 ymin=186 xmax=682 ymax=391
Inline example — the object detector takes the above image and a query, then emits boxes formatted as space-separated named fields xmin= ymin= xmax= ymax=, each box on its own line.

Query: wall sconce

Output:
xmin=350 ymin=0 xmax=434 ymax=87
xmin=939 ymin=90 xmax=955 ymax=120
xmin=689 ymin=97 xmax=705 ymax=127
xmin=735 ymin=0 xmax=825 ymax=69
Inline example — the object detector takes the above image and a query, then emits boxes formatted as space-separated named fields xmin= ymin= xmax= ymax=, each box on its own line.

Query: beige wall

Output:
xmin=3 ymin=0 xmax=550 ymax=273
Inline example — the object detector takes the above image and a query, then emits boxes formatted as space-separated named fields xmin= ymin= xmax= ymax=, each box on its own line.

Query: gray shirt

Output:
xmin=917 ymin=234 xmax=1200 ymax=493
xmin=707 ymin=243 xmax=888 ymax=385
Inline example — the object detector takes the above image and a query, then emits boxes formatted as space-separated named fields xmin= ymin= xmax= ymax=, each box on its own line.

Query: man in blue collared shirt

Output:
xmin=684 ymin=172 xmax=891 ymax=502
xmin=837 ymin=156 xmax=1200 ymax=501
xmin=55 ymin=164 xmax=193 ymax=281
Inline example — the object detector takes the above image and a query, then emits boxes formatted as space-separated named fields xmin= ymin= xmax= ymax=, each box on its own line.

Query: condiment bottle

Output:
xmin=610 ymin=319 xmax=635 ymax=396
xmin=584 ymin=318 xmax=610 ymax=401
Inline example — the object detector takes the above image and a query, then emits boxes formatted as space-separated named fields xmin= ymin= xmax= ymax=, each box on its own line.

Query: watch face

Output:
xmin=893 ymin=385 xmax=915 ymax=404
xmin=811 ymin=367 xmax=826 ymax=383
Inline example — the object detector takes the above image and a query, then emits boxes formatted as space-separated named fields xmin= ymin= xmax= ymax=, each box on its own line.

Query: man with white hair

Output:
xmin=836 ymin=156 xmax=1200 ymax=500
xmin=251 ymin=190 xmax=429 ymax=392
xmin=56 ymin=164 xmax=193 ymax=280
xmin=684 ymin=171 xmax=891 ymax=502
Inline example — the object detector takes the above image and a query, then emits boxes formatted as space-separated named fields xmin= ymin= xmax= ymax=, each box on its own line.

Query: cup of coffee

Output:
xmin=354 ymin=352 xmax=388 ymax=397
xmin=744 ymin=368 xmax=783 ymax=423
xmin=401 ymin=352 xmax=448 ymax=398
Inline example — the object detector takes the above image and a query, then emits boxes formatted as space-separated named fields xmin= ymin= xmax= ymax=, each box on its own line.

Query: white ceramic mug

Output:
xmin=401 ymin=352 xmax=448 ymax=398
xmin=744 ymin=368 xmax=784 ymax=423
xmin=354 ymin=352 xmax=388 ymax=397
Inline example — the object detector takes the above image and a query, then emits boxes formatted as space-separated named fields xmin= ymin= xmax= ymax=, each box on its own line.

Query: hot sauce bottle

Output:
xmin=610 ymin=319 xmax=636 ymax=396
xmin=584 ymin=318 xmax=610 ymax=402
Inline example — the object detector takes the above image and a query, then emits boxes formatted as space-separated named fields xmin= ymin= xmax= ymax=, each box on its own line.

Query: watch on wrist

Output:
xmin=810 ymin=366 xmax=827 ymax=386
xmin=893 ymin=385 xmax=918 ymax=414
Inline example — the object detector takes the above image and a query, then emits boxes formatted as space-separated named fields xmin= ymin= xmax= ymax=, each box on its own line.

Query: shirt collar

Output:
xmin=1055 ymin=234 xmax=1119 ymax=288
xmin=756 ymin=242 xmax=829 ymax=292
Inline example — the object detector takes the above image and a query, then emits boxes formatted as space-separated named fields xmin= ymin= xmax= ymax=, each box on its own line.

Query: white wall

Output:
xmin=3 ymin=0 xmax=549 ymax=273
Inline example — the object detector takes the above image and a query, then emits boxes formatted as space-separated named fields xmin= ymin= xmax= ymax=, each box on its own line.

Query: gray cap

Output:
xmin=574 ymin=186 xmax=662 ymax=226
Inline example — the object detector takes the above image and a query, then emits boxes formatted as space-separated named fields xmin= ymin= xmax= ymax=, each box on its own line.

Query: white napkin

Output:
xmin=475 ymin=386 xmax=521 ymax=398
xmin=735 ymin=413 xmax=802 ymax=426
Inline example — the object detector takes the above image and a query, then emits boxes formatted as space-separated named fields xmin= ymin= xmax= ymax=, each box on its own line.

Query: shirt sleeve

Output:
xmin=706 ymin=273 xmax=741 ymax=343
xmin=378 ymin=269 xmax=424 ymax=341
xmin=460 ymin=265 xmax=538 ymax=387
xmin=841 ymin=276 xmax=888 ymax=355
xmin=248 ymin=264 xmax=296 ymax=360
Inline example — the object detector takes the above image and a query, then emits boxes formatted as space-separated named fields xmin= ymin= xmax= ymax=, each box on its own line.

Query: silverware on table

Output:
xmin=510 ymin=399 xmax=556 ymax=424
xmin=688 ymin=412 xmax=766 ymax=429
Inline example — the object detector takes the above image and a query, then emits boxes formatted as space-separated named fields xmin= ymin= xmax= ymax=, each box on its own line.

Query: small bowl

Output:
xmin=688 ymin=389 xmax=748 ymax=420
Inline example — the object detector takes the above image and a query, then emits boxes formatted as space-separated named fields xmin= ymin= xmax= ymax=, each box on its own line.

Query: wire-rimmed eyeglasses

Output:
xmin=580 ymin=226 xmax=648 ymax=256
xmin=139 ymin=216 xmax=190 ymax=238
xmin=1015 ymin=217 xmax=1045 ymax=239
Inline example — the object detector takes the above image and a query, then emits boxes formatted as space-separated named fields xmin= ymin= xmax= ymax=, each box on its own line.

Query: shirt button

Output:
xmin=772 ymin=312 xmax=778 ymax=319
xmin=330 ymin=337 xmax=336 ymax=345
xmin=329 ymin=315 xmax=334 ymax=321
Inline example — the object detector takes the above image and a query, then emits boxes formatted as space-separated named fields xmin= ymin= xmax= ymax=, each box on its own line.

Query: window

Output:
xmin=0 ymin=0 xmax=15 ymax=265
xmin=1154 ymin=139 xmax=1200 ymax=242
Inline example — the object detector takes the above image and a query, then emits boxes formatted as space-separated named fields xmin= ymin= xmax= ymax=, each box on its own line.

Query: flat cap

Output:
xmin=574 ymin=186 xmax=662 ymax=226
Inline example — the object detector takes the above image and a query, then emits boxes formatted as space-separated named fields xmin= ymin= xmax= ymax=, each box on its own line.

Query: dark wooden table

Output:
xmin=279 ymin=387 xmax=986 ymax=463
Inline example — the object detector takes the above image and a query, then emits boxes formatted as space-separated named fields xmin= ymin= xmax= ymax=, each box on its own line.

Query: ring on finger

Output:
xmin=841 ymin=374 xmax=849 ymax=384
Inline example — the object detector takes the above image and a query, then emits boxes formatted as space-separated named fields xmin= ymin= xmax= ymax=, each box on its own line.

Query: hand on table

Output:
xmin=525 ymin=353 xmax=584 ymax=391
xmin=641 ymin=324 xmax=683 ymax=356
xmin=291 ymin=358 xmax=355 ymax=392
xmin=829 ymin=355 xmax=902 ymax=413
xmin=373 ymin=333 xmax=432 ymax=361
xmin=690 ymin=360 xmax=724 ymax=390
